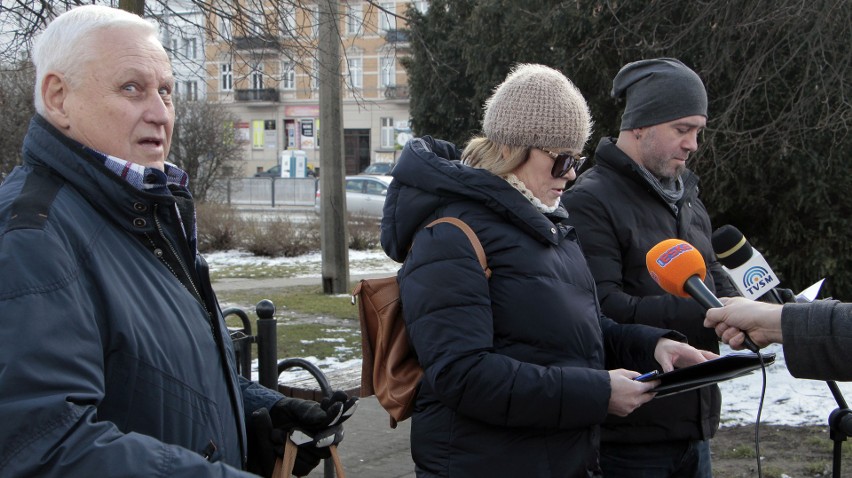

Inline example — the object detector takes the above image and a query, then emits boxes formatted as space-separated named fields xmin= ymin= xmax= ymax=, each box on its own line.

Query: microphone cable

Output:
xmin=750 ymin=351 xmax=769 ymax=478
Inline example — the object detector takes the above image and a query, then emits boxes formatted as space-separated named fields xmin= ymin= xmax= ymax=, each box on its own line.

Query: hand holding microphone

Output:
xmin=646 ymin=239 xmax=761 ymax=353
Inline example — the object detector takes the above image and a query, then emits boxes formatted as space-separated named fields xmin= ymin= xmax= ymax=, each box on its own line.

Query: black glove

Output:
xmin=269 ymin=391 xmax=357 ymax=433
xmin=246 ymin=407 xmax=339 ymax=477
xmin=246 ymin=407 xmax=284 ymax=478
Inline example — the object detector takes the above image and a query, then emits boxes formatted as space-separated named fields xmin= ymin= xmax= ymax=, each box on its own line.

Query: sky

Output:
xmin=207 ymin=248 xmax=852 ymax=428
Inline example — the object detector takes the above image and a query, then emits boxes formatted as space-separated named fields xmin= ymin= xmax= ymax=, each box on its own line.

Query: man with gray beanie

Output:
xmin=563 ymin=58 xmax=738 ymax=477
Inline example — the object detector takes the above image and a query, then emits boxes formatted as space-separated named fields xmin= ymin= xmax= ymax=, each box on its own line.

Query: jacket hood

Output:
xmin=380 ymin=136 xmax=568 ymax=262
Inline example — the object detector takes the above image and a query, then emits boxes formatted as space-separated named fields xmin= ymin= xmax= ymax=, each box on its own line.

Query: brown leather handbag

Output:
xmin=353 ymin=217 xmax=490 ymax=428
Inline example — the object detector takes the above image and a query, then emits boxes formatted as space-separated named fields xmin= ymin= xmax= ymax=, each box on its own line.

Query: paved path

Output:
xmin=305 ymin=396 xmax=416 ymax=478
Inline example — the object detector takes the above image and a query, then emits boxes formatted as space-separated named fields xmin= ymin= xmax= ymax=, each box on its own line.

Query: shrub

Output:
xmin=196 ymin=203 xmax=383 ymax=256
xmin=348 ymin=217 xmax=382 ymax=250
xmin=196 ymin=202 xmax=246 ymax=252
xmin=243 ymin=215 xmax=321 ymax=257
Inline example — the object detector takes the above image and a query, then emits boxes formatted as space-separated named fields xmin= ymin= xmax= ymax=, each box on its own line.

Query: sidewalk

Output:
xmin=306 ymin=396 xmax=416 ymax=478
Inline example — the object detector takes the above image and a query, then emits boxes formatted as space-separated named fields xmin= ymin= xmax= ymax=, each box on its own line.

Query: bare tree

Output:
xmin=170 ymin=99 xmax=246 ymax=202
xmin=0 ymin=62 xmax=35 ymax=180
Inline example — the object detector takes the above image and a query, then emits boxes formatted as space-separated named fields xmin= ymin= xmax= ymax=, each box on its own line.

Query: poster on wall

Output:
xmin=264 ymin=120 xmax=277 ymax=150
xmin=299 ymin=118 xmax=315 ymax=150
xmin=236 ymin=122 xmax=250 ymax=143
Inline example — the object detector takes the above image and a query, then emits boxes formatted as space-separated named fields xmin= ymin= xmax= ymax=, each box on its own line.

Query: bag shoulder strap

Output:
xmin=425 ymin=217 xmax=491 ymax=279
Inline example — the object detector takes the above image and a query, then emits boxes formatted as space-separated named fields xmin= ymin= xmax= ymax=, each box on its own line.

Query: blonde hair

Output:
xmin=461 ymin=137 xmax=529 ymax=177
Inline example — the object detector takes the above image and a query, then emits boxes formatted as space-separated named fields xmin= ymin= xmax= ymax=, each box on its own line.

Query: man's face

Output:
xmin=635 ymin=115 xmax=706 ymax=179
xmin=61 ymin=27 xmax=175 ymax=170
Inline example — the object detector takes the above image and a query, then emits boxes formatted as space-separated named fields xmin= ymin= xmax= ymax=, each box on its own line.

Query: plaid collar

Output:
xmin=87 ymin=148 xmax=190 ymax=193
xmin=86 ymin=148 xmax=197 ymax=253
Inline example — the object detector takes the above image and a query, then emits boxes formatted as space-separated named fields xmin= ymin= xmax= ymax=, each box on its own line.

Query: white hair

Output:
xmin=32 ymin=5 xmax=159 ymax=114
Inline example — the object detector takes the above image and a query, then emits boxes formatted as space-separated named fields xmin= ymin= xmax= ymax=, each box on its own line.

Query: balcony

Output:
xmin=233 ymin=35 xmax=280 ymax=51
xmin=235 ymin=88 xmax=280 ymax=103
xmin=384 ymin=29 xmax=410 ymax=44
xmin=383 ymin=85 xmax=410 ymax=100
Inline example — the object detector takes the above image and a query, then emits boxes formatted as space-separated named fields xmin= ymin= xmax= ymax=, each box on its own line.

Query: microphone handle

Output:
xmin=684 ymin=276 xmax=761 ymax=353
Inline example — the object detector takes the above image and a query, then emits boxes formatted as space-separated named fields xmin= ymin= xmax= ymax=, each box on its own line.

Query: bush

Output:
xmin=243 ymin=215 xmax=321 ymax=257
xmin=348 ymin=217 xmax=382 ymax=250
xmin=196 ymin=203 xmax=383 ymax=256
xmin=196 ymin=202 xmax=246 ymax=252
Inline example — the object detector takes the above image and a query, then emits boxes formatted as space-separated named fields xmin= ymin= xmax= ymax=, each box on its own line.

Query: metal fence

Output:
xmin=222 ymin=177 xmax=318 ymax=208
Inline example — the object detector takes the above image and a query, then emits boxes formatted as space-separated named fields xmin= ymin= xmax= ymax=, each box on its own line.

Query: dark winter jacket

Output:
xmin=381 ymin=137 xmax=680 ymax=477
xmin=783 ymin=300 xmax=852 ymax=381
xmin=0 ymin=116 xmax=281 ymax=477
xmin=562 ymin=137 xmax=737 ymax=444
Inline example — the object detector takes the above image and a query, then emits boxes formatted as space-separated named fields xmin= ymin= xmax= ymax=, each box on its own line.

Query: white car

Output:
xmin=314 ymin=175 xmax=392 ymax=218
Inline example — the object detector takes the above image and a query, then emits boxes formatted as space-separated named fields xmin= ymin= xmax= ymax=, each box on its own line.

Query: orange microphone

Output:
xmin=646 ymin=239 xmax=760 ymax=352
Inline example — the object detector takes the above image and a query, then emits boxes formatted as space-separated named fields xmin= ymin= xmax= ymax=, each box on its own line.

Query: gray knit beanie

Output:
xmin=612 ymin=58 xmax=707 ymax=130
xmin=482 ymin=63 xmax=591 ymax=152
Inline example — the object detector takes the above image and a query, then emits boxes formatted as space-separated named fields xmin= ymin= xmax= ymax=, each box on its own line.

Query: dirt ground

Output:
xmin=711 ymin=424 xmax=852 ymax=477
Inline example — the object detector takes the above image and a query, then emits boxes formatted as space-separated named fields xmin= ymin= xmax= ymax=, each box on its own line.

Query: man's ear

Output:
xmin=41 ymin=73 xmax=71 ymax=129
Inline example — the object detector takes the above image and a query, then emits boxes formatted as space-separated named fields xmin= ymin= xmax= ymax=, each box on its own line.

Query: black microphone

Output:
xmin=711 ymin=225 xmax=785 ymax=304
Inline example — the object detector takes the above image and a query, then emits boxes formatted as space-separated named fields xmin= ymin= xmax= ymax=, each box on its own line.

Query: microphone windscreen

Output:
xmin=646 ymin=239 xmax=707 ymax=297
xmin=711 ymin=225 xmax=753 ymax=269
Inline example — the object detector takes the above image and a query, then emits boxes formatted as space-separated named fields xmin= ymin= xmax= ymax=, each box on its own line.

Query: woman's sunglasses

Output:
xmin=540 ymin=148 xmax=586 ymax=178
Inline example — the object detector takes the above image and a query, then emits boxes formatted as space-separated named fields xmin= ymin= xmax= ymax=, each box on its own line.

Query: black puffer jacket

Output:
xmin=381 ymin=137 xmax=677 ymax=477
xmin=562 ymin=137 xmax=737 ymax=444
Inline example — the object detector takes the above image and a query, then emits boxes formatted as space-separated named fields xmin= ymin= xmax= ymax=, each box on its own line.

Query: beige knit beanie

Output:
xmin=482 ymin=63 xmax=592 ymax=152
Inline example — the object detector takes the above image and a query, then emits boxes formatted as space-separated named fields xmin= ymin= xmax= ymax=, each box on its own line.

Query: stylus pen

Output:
xmin=634 ymin=370 xmax=660 ymax=381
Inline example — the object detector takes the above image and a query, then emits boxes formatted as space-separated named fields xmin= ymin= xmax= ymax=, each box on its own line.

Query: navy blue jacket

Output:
xmin=562 ymin=137 xmax=737 ymax=444
xmin=381 ymin=137 xmax=677 ymax=477
xmin=0 ymin=116 xmax=281 ymax=477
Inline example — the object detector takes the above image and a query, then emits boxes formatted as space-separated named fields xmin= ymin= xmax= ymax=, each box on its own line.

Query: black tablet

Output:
xmin=635 ymin=351 xmax=776 ymax=397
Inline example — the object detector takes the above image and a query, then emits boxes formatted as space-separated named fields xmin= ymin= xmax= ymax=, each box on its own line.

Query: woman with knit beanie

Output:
xmin=380 ymin=64 xmax=714 ymax=477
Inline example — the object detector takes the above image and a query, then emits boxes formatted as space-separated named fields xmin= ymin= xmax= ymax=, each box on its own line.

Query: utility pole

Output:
xmin=317 ymin=0 xmax=349 ymax=294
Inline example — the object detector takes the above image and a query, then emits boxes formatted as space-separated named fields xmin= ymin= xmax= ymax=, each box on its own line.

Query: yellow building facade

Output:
xmin=203 ymin=1 xmax=425 ymax=177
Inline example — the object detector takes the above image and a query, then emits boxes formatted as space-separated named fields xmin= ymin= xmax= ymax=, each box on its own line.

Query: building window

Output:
xmin=347 ymin=2 xmax=363 ymax=36
xmin=219 ymin=16 xmax=232 ymax=39
xmin=183 ymin=81 xmax=198 ymax=101
xmin=379 ymin=2 xmax=395 ymax=32
xmin=280 ymin=5 xmax=297 ymax=36
xmin=311 ymin=59 xmax=319 ymax=90
xmin=380 ymin=56 xmax=395 ymax=87
xmin=282 ymin=61 xmax=296 ymax=90
xmin=183 ymin=38 xmax=197 ymax=59
xmin=381 ymin=117 xmax=394 ymax=149
xmin=413 ymin=1 xmax=428 ymax=14
xmin=220 ymin=63 xmax=233 ymax=91
xmin=251 ymin=64 xmax=264 ymax=89
xmin=347 ymin=57 xmax=363 ymax=89
xmin=247 ymin=11 xmax=264 ymax=36
xmin=310 ymin=8 xmax=319 ymax=38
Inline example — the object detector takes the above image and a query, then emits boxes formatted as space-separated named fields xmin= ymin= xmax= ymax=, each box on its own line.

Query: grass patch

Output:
xmin=219 ymin=284 xmax=364 ymax=363
xmin=717 ymin=445 xmax=756 ymax=459
xmin=219 ymin=285 xmax=358 ymax=321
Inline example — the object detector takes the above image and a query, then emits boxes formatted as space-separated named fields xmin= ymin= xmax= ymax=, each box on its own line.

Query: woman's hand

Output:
xmin=653 ymin=338 xmax=717 ymax=373
xmin=607 ymin=369 xmax=657 ymax=417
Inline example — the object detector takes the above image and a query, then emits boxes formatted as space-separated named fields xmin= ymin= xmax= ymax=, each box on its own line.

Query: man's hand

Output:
xmin=704 ymin=296 xmax=784 ymax=349
xmin=653 ymin=338 xmax=717 ymax=373
xmin=247 ymin=392 xmax=358 ymax=477
xmin=270 ymin=391 xmax=357 ymax=432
